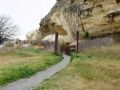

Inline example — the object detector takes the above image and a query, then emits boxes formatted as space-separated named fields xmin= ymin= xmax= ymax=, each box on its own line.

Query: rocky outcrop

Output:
xmin=26 ymin=29 xmax=42 ymax=42
xmin=39 ymin=0 xmax=120 ymax=41
xmin=14 ymin=39 xmax=22 ymax=48
xmin=42 ymin=34 xmax=69 ymax=43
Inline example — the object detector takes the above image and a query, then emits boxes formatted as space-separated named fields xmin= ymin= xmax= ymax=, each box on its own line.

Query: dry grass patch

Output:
xmin=0 ymin=56 xmax=41 ymax=68
xmin=36 ymin=43 xmax=120 ymax=90
xmin=0 ymin=48 xmax=63 ymax=86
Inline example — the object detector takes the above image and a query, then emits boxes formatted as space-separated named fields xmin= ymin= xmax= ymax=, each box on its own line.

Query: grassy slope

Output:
xmin=0 ymin=48 xmax=63 ymax=86
xmin=36 ymin=43 xmax=120 ymax=90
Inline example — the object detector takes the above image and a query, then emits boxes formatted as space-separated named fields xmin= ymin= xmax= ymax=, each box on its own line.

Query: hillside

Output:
xmin=39 ymin=0 xmax=120 ymax=41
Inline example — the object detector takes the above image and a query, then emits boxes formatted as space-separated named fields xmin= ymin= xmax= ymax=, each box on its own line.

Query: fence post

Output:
xmin=55 ymin=32 xmax=58 ymax=55
xmin=76 ymin=31 xmax=79 ymax=53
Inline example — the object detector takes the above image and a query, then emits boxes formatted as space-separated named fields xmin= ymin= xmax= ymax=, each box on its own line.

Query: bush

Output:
xmin=83 ymin=31 xmax=91 ymax=39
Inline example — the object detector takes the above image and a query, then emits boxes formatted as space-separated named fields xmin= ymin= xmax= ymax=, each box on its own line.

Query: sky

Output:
xmin=0 ymin=0 xmax=56 ymax=40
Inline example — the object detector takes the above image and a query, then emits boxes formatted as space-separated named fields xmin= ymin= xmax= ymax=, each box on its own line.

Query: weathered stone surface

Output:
xmin=26 ymin=29 xmax=42 ymax=41
xmin=14 ymin=39 xmax=22 ymax=48
xmin=3 ymin=41 xmax=14 ymax=48
xmin=115 ymin=0 xmax=120 ymax=4
xmin=42 ymin=34 xmax=69 ymax=43
xmin=22 ymin=44 xmax=32 ymax=48
xmin=39 ymin=0 xmax=120 ymax=41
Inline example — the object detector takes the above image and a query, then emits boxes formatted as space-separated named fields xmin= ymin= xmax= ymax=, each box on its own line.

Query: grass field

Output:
xmin=36 ymin=43 xmax=120 ymax=90
xmin=0 ymin=47 xmax=63 ymax=86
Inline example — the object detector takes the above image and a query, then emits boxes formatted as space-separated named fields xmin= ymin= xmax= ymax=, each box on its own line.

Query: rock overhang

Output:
xmin=39 ymin=0 xmax=120 ymax=41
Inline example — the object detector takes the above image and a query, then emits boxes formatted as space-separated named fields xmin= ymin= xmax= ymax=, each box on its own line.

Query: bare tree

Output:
xmin=0 ymin=15 xmax=19 ymax=43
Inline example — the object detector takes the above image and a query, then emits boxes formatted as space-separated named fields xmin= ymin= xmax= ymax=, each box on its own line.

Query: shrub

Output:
xmin=83 ymin=31 xmax=91 ymax=39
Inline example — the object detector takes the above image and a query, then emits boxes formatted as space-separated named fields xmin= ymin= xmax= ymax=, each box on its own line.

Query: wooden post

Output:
xmin=76 ymin=31 xmax=79 ymax=53
xmin=55 ymin=32 xmax=58 ymax=55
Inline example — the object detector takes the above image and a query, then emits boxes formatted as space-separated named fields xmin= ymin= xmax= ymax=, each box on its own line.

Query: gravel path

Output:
xmin=0 ymin=54 xmax=71 ymax=90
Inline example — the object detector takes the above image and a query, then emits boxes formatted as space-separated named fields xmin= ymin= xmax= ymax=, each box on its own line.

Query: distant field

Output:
xmin=0 ymin=48 xmax=63 ymax=86
xmin=36 ymin=43 xmax=120 ymax=90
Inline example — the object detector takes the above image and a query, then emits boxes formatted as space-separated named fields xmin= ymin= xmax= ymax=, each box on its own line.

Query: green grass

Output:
xmin=0 ymin=48 xmax=63 ymax=86
xmin=36 ymin=43 xmax=120 ymax=90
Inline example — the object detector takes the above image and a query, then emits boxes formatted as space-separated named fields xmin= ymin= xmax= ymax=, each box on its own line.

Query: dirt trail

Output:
xmin=0 ymin=54 xmax=71 ymax=90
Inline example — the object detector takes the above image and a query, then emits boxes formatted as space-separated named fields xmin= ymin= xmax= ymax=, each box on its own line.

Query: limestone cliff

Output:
xmin=39 ymin=0 xmax=120 ymax=41
xmin=26 ymin=29 xmax=42 ymax=41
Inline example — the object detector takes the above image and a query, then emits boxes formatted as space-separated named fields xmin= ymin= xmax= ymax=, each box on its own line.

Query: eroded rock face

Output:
xmin=115 ymin=0 xmax=120 ymax=4
xmin=42 ymin=34 xmax=69 ymax=43
xmin=39 ymin=0 xmax=120 ymax=41
xmin=14 ymin=39 xmax=22 ymax=48
xmin=26 ymin=29 xmax=42 ymax=42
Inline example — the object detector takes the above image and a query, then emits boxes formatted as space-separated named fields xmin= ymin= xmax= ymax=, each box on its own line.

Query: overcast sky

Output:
xmin=0 ymin=0 xmax=56 ymax=40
